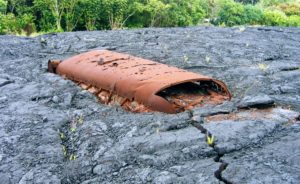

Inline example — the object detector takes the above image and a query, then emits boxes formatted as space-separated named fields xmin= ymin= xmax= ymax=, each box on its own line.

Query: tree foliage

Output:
xmin=78 ymin=0 xmax=101 ymax=30
xmin=0 ymin=0 xmax=7 ymax=14
xmin=0 ymin=0 xmax=299 ymax=35
xmin=215 ymin=0 xmax=246 ymax=26
xmin=162 ymin=0 xmax=205 ymax=27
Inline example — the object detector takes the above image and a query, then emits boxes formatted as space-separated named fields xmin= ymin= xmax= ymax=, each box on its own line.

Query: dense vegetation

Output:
xmin=0 ymin=0 xmax=299 ymax=35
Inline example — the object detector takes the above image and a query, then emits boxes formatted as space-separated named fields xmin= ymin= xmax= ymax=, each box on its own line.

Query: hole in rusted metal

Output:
xmin=48 ymin=60 xmax=61 ymax=73
xmin=48 ymin=50 xmax=231 ymax=114
xmin=157 ymin=81 xmax=229 ymax=112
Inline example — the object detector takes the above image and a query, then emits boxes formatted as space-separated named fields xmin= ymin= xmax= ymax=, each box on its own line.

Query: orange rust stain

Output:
xmin=205 ymin=108 xmax=275 ymax=122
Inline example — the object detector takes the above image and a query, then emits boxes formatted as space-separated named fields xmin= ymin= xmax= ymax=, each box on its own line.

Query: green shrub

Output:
xmin=1 ymin=14 xmax=19 ymax=34
xmin=127 ymin=0 xmax=205 ymax=28
xmin=0 ymin=14 xmax=5 ymax=34
xmin=287 ymin=15 xmax=300 ymax=26
xmin=259 ymin=0 xmax=290 ymax=7
xmin=161 ymin=0 xmax=205 ymax=27
xmin=1 ymin=0 xmax=300 ymax=33
xmin=214 ymin=1 xmax=265 ymax=26
xmin=244 ymin=5 xmax=264 ymax=25
xmin=37 ymin=11 xmax=56 ymax=31
xmin=18 ymin=13 xmax=36 ymax=35
xmin=235 ymin=0 xmax=260 ymax=4
xmin=129 ymin=0 xmax=171 ymax=27
xmin=0 ymin=13 xmax=36 ymax=35
xmin=278 ymin=2 xmax=300 ymax=16
xmin=263 ymin=10 xmax=288 ymax=26
xmin=18 ymin=14 xmax=35 ymax=28
xmin=214 ymin=0 xmax=246 ymax=26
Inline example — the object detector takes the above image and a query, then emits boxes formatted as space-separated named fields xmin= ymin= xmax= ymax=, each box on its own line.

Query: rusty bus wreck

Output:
xmin=48 ymin=50 xmax=231 ymax=114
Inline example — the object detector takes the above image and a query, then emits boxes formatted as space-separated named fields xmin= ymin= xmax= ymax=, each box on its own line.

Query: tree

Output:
xmin=129 ymin=0 xmax=170 ymax=27
xmin=144 ymin=0 xmax=170 ymax=27
xmin=235 ymin=0 xmax=259 ymax=4
xmin=6 ymin=0 xmax=33 ymax=15
xmin=78 ymin=0 xmax=101 ymax=30
xmin=34 ymin=0 xmax=65 ymax=31
xmin=0 ymin=0 xmax=7 ymax=14
xmin=243 ymin=5 xmax=263 ymax=25
xmin=214 ymin=0 xmax=246 ymax=26
xmin=101 ymin=0 xmax=130 ymax=29
xmin=64 ymin=0 xmax=80 ymax=31
xmin=162 ymin=0 xmax=205 ymax=26
xmin=127 ymin=0 xmax=205 ymax=27
xmin=6 ymin=0 xmax=17 ymax=13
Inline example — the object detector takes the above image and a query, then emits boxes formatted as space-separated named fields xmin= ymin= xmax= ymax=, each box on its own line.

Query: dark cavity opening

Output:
xmin=157 ymin=81 xmax=228 ymax=111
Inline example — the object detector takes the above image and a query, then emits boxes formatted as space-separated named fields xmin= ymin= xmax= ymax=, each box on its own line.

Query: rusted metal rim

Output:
xmin=48 ymin=50 xmax=231 ymax=114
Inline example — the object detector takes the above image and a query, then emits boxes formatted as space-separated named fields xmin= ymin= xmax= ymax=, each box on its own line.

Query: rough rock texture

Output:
xmin=0 ymin=26 xmax=299 ymax=183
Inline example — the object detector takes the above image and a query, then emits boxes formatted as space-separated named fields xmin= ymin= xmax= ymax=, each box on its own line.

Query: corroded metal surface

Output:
xmin=48 ymin=50 xmax=231 ymax=113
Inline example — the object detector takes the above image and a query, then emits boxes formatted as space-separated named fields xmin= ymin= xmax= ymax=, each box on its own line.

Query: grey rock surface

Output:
xmin=0 ymin=26 xmax=299 ymax=183
xmin=222 ymin=124 xmax=300 ymax=184
xmin=202 ymin=107 xmax=299 ymax=154
xmin=238 ymin=94 xmax=274 ymax=108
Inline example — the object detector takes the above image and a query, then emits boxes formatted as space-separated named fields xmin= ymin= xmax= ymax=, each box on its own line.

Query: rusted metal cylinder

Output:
xmin=49 ymin=50 xmax=231 ymax=113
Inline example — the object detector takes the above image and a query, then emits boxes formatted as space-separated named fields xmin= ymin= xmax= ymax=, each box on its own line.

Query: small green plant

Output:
xmin=60 ymin=132 xmax=65 ymax=139
xmin=258 ymin=63 xmax=268 ymax=71
xmin=206 ymin=133 xmax=215 ymax=146
xmin=69 ymin=154 xmax=77 ymax=161
xmin=156 ymin=128 xmax=160 ymax=134
xmin=183 ymin=55 xmax=189 ymax=63
xmin=77 ymin=114 xmax=84 ymax=124
xmin=69 ymin=114 xmax=84 ymax=132
xmin=62 ymin=145 xmax=67 ymax=156
xmin=70 ymin=127 xmax=76 ymax=132
xmin=205 ymin=55 xmax=211 ymax=63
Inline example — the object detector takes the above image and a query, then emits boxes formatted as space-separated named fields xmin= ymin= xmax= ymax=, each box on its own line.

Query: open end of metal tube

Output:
xmin=156 ymin=81 xmax=230 ymax=112
xmin=48 ymin=60 xmax=61 ymax=73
